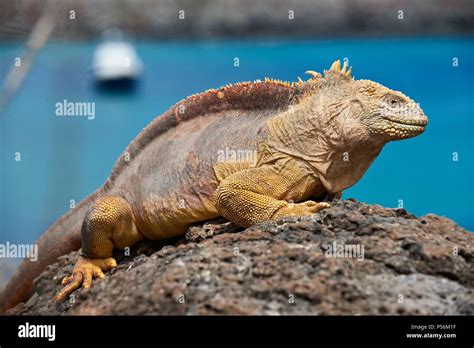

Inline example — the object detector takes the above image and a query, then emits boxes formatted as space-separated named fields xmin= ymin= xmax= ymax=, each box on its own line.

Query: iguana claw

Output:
xmin=273 ymin=200 xmax=331 ymax=219
xmin=54 ymin=256 xmax=117 ymax=302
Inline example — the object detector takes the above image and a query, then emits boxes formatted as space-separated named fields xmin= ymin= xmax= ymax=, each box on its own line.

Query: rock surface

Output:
xmin=7 ymin=199 xmax=474 ymax=315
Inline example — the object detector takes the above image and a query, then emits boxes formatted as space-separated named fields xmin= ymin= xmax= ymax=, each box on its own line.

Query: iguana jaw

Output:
xmin=380 ymin=113 xmax=428 ymax=139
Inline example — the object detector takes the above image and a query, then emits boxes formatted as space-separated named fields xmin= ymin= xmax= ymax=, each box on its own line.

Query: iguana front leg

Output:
xmin=213 ymin=164 xmax=330 ymax=228
xmin=54 ymin=196 xmax=143 ymax=301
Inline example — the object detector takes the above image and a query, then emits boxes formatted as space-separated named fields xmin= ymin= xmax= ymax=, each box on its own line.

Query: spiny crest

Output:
xmin=194 ymin=78 xmax=293 ymax=98
xmin=324 ymin=60 xmax=353 ymax=79
xmin=302 ymin=60 xmax=353 ymax=88
xmin=304 ymin=70 xmax=322 ymax=80
xmin=187 ymin=74 xmax=310 ymax=99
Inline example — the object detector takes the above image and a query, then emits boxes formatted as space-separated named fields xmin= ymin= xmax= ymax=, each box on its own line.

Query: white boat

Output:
xmin=92 ymin=37 xmax=143 ymax=82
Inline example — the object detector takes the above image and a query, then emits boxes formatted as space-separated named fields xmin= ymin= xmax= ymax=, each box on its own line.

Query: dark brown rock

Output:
xmin=7 ymin=199 xmax=474 ymax=315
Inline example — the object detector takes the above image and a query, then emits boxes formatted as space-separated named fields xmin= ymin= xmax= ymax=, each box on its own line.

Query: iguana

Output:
xmin=0 ymin=60 xmax=427 ymax=312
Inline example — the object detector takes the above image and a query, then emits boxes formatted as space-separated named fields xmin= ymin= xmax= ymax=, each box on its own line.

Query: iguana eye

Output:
xmin=389 ymin=98 xmax=400 ymax=108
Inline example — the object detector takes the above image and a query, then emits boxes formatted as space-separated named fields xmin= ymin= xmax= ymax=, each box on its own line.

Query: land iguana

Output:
xmin=0 ymin=60 xmax=428 ymax=312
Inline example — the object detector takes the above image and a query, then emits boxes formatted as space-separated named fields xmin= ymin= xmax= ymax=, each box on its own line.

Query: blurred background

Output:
xmin=0 ymin=0 xmax=473 ymax=284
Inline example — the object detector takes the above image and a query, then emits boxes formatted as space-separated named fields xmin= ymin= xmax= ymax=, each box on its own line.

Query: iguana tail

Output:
xmin=0 ymin=188 xmax=102 ymax=314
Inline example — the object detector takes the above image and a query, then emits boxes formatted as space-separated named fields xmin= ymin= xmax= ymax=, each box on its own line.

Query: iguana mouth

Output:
xmin=383 ymin=116 xmax=427 ymax=131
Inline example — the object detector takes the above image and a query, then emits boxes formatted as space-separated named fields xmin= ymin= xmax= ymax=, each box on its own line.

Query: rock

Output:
xmin=6 ymin=199 xmax=473 ymax=315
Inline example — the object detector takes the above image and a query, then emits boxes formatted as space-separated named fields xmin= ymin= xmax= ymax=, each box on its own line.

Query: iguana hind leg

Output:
xmin=213 ymin=164 xmax=330 ymax=228
xmin=54 ymin=196 xmax=143 ymax=301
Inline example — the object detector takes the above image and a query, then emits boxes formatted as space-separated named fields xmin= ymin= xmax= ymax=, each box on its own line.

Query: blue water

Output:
xmin=0 ymin=37 xmax=473 ymax=245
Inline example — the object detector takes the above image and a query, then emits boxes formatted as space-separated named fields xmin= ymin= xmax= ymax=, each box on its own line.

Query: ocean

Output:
xmin=0 ymin=37 xmax=473 ymax=246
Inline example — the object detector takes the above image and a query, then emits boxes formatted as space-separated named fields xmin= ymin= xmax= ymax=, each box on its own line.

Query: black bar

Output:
xmin=0 ymin=315 xmax=472 ymax=346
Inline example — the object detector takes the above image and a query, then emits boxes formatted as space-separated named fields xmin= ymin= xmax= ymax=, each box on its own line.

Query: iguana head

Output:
xmin=352 ymin=80 xmax=427 ymax=142
xmin=305 ymin=60 xmax=428 ymax=145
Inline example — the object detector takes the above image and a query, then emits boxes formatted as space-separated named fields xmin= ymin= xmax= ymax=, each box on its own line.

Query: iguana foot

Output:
xmin=273 ymin=200 xmax=330 ymax=219
xmin=53 ymin=195 xmax=144 ymax=302
xmin=54 ymin=256 xmax=117 ymax=302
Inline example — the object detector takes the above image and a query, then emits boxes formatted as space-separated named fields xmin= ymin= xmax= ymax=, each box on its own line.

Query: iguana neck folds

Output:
xmin=263 ymin=91 xmax=385 ymax=194
xmin=263 ymin=97 xmax=339 ymax=177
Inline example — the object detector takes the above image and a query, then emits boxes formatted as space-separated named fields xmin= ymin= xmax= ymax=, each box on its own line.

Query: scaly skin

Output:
xmin=0 ymin=60 xmax=427 ymax=311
